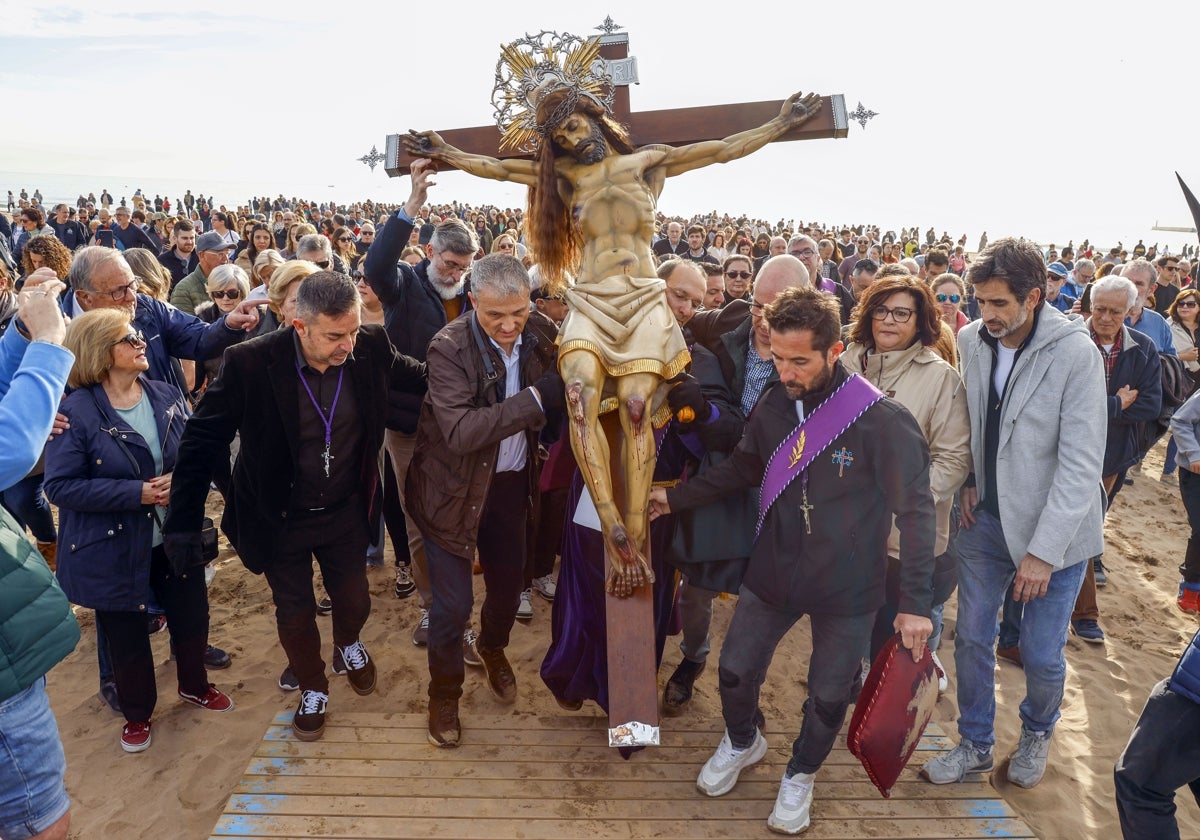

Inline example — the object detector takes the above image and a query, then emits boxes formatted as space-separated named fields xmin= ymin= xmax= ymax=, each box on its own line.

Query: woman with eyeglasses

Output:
xmin=491 ymin=234 xmax=517 ymax=255
xmin=840 ymin=274 xmax=970 ymax=691
xmin=1168 ymin=289 xmax=1200 ymax=378
xmin=331 ymin=227 xmax=357 ymax=269
xmin=46 ymin=308 xmax=234 ymax=753
xmin=932 ymin=272 xmax=970 ymax=336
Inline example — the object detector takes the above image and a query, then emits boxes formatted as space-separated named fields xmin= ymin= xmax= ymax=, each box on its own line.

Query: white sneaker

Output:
xmin=920 ymin=738 xmax=993 ymax=784
xmin=532 ymin=574 xmax=557 ymax=601
xmin=930 ymin=650 xmax=948 ymax=693
xmin=696 ymin=729 xmax=768 ymax=796
xmin=767 ymin=771 xmax=813 ymax=835
xmin=516 ymin=589 xmax=534 ymax=621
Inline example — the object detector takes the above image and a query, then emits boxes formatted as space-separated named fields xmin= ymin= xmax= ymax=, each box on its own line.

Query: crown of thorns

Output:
xmin=491 ymin=31 xmax=614 ymax=154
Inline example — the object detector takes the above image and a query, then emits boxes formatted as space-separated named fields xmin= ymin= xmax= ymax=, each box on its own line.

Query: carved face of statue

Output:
xmin=551 ymin=112 xmax=608 ymax=165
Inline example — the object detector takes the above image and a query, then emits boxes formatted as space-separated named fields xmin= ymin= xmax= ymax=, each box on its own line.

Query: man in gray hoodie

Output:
xmin=922 ymin=237 xmax=1107 ymax=790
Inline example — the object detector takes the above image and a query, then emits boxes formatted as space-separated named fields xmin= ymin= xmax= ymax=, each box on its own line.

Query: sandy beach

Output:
xmin=41 ymin=436 xmax=1200 ymax=839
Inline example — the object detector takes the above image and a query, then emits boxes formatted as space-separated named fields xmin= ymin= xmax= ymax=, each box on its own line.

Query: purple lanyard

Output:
xmin=295 ymin=359 xmax=345 ymax=477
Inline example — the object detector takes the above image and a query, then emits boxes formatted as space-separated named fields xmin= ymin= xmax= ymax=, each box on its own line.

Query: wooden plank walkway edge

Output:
xmin=210 ymin=715 xmax=1038 ymax=840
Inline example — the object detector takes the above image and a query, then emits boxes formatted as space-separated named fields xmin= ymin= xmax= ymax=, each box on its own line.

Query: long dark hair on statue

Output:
xmin=528 ymin=89 xmax=633 ymax=294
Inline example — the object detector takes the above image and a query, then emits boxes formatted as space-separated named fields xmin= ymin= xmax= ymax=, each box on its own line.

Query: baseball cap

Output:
xmin=1046 ymin=261 xmax=1069 ymax=279
xmin=196 ymin=231 xmax=231 ymax=252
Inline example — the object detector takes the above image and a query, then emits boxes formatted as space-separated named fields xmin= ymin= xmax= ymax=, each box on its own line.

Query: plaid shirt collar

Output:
xmin=1090 ymin=324 xmax=1123 ymax=385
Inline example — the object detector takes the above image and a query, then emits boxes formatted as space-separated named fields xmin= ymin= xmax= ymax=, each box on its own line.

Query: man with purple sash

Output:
xmin=649 ymin=287 xmax=936 ymax=835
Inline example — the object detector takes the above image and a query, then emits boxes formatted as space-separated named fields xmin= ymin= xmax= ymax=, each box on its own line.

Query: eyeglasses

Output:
xmin=725 ymin=270 xmax=753 ymax=280
xmin=870 ymin=305 xmax=914 ymax=323
xmin=210 ymin=289 xmax=242 ymax=300
xmin=100 ymin=279 xmax=140 ymax=301
xmin=113 ymin=330 xmax=146 ymax=349
xmin=1164 ymin=266 xmax=1180 ymax=272
xmin=936 ymin=293 xmax=962 ymax=304
xmin=749 ymin=302 xmax=768 ymax=316
xmin=498 ymin=243 xmax=514 ymax=250
xmin=312 ymin=259 xmax=331 ymax=269
xmin=1178 ymin=300 xmax=1199 ymax=308
xmin=790 ymin=248 xmax=817 ymax=260
xmin=1076 ymin=273 xmax=1096 ymax=282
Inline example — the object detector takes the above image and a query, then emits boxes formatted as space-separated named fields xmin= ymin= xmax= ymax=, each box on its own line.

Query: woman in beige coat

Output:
xmin=840 ymin=274 xmax=971 ymax=690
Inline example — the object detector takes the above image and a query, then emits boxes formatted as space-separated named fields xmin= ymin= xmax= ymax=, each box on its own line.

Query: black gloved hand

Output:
xmin=667 ymin=374 xmax=709 ymax=424
xmin=162 ymin=531 xmax=204 ymax=576
xmin=532 ymin=368 xmax=565 ymax=414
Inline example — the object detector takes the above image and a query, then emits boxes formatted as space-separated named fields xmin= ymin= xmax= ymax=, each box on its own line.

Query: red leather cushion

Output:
xmin=847 ymin=633 xmax=939 ymax=798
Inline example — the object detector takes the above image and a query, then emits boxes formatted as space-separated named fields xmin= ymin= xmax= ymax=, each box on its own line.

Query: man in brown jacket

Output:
xmin=406 ymin=254 xmax=563 ymax=747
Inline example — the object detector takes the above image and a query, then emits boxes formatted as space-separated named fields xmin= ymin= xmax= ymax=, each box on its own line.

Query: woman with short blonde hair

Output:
xmin=252 ymin=249 xmax=284 ymax=289
xmin=267 ymin=260 xmax=317 ymax=322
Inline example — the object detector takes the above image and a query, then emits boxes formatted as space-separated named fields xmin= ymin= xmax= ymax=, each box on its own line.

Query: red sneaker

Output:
xmin=121 ymin=720 xmax=152 ymax=753
xmin=1178 ymin=583 xmax=1200 ymax=615
xmin=178 ymin=684 xmax=235 ymax=712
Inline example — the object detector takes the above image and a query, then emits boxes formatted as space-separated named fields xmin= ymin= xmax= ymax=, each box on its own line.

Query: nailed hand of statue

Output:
xmin=402 ymin=130 xmax=445 ymax=156
xmin=782 ymin=92 xmax=823 ymax=125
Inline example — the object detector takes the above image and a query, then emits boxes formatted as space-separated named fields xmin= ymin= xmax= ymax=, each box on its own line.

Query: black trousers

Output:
xmin=263 ymin=503 xmax=371 ymax=694
xmin=525 ymin=485 xmax=567 ymax=587
xmin=427 ymin=471 xmax=528 ymax=700
xmin=96 ymin=545 xmax=209 ymax=723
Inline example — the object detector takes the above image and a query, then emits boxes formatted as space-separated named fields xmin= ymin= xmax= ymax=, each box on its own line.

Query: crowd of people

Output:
xmin=2 ymin=171 xmax=1200 ymax=839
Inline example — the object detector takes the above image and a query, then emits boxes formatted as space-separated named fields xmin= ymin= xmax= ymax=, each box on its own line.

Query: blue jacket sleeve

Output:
xmin=0 ymin=335 xmax=74 ymax=489
xmin=43 ymin=421 xmax=145 ymax=513
xmin=1171 ymin=390 xmax=1200 ymax=466
xmin=147 ymin=296 xmax=241 ymax=363
xmin=363 ymin=211 xmax=413 ymax=307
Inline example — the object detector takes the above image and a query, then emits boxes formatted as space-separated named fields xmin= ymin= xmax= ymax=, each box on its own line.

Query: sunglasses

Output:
xmin=725 ymin=270 xmax=753 ymax=280
xmin=338 ymin=237 xmax=353 ymax=243
xmin=312 ymin=260 xmax=331 ymax=269
xmin=113 ymin=330 xmax=146 ymax=349
xmin=210 ymin=289 xmax=242 ymax=300
xmin=498 ymin=243 xmax=514 ymax=249
xmin=1178 ymin=300 xmax=1198 ymax=308
xmin=936 ymin=293 xmax=962 ymax=304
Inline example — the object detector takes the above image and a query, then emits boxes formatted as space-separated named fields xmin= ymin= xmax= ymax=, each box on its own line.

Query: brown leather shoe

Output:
xmin=428 ymin=697 xmax=460 ymax=748
xmin=997 ymin=644 xmax=1024 ymax=668
xmin=477 ymin=645 xmax=517 ymax=703
xmin=662 ymin=658 xmax=706 ymax=716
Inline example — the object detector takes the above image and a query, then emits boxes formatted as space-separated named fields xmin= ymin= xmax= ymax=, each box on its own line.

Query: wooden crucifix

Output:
xmin=386 ymin=25 xmax=849 ymax=750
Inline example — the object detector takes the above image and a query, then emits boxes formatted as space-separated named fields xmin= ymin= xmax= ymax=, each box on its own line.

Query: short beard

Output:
xmin=782 ymin=360 xmax=834 ymax=402
xmin=573 ymin=126 xmax=609 ymax=165
xmin=985 ymin=306 xmax=1029 ymax=340
xmin=427 ymin=259 xmax=466 ymax=301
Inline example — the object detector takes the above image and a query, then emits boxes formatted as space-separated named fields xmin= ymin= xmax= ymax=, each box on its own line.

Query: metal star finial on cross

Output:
xmin=595 ymin=16 xmax=623 ymax=35
xmin=849 ymin=102 xmax=878 ymax=130
xmin=357 ymin=145 xmax=386 ymax=172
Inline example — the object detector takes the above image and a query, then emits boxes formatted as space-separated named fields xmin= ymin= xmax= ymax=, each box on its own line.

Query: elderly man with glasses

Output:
xmin=789 ymin=234 xmax=855 ymax=325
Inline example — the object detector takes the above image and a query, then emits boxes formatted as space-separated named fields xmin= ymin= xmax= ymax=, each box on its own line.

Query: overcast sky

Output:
xmin=3 ymin=0 xmax=1197 ymax=248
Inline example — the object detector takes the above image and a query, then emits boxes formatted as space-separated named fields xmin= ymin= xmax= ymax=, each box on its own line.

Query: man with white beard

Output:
xmin=363 ymin=161 xmax=480 ymax=653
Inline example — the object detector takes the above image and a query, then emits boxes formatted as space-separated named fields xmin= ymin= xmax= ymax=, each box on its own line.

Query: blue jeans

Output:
xmin=954 ymin=511 xmax=1087 ymax=748
xmin=0 ymin=678 xmax=70 ymax=840
xmin=719 ymin=586 xmax=873 ymax=776
xmin=1115 ymin=678 xmax=1200 ymax=839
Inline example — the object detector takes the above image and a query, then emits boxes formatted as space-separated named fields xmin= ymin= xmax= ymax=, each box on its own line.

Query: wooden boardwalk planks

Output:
xmin=211 ymin=714 xmax=1037 ymax=839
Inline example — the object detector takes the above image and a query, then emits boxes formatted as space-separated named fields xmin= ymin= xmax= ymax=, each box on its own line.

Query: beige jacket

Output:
xmin=840 ymin=340 xmax=970 ymax=556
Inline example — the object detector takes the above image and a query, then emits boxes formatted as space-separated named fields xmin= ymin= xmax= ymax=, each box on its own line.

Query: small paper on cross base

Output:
xmin=608 ymin=721 xmax=660 ymax=747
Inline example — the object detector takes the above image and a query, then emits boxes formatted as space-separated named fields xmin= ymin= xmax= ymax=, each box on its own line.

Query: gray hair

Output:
xmin=68 ymin=246 xmax=128 ymax=293
xmin=1075 ymin=258 xmax=1095 ymax=274
xmin=1123 ymin=258 xmax=1155 ymax=284
xmin=295 ymin=271 xmax=360 ymax=320
xmin=207 ymin=264 xmax=251 ymax=297
xmin=900 ymin=258 xmax=921 ymax=275
xmin=470 ymin=254 xmax=532 ymax=299
xmin=296 ymin=233 xmax=332 ymax=259
xmin=1091 ymin=275 xmax=1138 ymax=311
xmin=787 ymin=234 xmax=817 ymax=252
xmin=430 ymin=218 xmax=478 ymax=257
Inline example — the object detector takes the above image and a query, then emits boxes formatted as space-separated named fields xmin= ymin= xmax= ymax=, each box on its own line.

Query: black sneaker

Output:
xmin=278 ymin=666 xmax=299 ymax=691
xmin=395 ymin=564 xmax=416 ymax=599
xmin=1093 ymin=557 xmax=1107 ymax=588
xmin=316 ymin=597 xmax=333 ymax=616
xmin=204 ymin=644 xmax=232 ymax=670
xmin=293 ymin=689 xmax=328 ymax=741
xmin=333 ymin=640 xmax=377 ymax=695
xmin=662 ymin=658 xmax=706 ymax=716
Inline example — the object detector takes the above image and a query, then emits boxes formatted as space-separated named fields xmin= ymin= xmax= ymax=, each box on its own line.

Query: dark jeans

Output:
xmin=426 ymin=471 xmax=527 ymax=701
xmin=719 ymin=586 xmax=872 ymax=777
xmin=0 ymin=473 xmax=56 ymax=543
xmin=263 ymin=503 xmax=371 ymax=694
xmin=95 ymin=545 xmax=209 ymax=723
xmin=1115 ymin=678 xmax=1200 ymax=839
xmin=525 ymin=485 xmax=566 ymax=587
xmin=1181 ymin=470 xmax=1200 ymax=583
